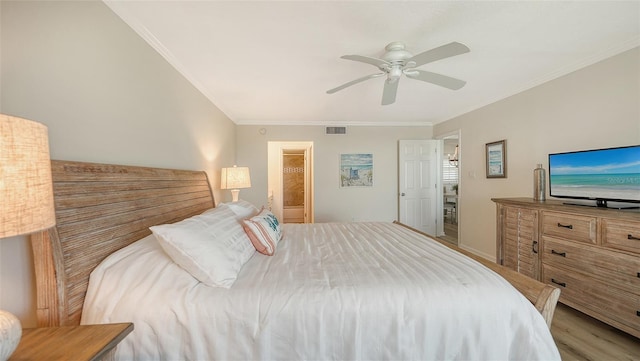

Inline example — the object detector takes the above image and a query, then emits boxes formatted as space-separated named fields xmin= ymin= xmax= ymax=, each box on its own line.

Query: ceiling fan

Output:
xmin=327 ymin=41 xmax=470 ymax=105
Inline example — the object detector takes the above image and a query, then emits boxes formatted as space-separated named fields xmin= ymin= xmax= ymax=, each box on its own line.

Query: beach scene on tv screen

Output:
xmin=549 ymin=147 xmax=640 ymax=201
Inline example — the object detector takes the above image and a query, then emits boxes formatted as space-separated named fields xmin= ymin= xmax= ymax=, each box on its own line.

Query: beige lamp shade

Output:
xmin=220 ymin=166 xmax=251 ymax=189
xmin=220 ymin=166 xmax=251 ymax=202
xmin=0 ymin=114 xmax=56 ymax=238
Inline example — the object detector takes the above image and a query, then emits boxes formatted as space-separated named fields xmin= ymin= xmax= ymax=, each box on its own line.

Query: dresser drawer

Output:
xmin=542 ymin=236 xmax=640 ymax=294
xmin=602 ymin=218 xmax=640 ymax=254
xmin=542 ymin=264 xmax=640 ymax=336
xmin=542 ymin=211 xmax=596 ymax=244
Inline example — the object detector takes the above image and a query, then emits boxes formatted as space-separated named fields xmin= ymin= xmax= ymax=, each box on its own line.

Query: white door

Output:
xmin=398 ymin=140 xmax=441 ymax=235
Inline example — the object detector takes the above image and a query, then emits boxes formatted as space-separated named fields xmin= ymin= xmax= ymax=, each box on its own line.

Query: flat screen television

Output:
xmin=548 ymin=145 xmax=640 ymax=207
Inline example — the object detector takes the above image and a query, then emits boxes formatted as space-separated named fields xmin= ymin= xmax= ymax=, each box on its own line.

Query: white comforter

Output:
xmin=82 ymin=222 xmax=560 ymax=360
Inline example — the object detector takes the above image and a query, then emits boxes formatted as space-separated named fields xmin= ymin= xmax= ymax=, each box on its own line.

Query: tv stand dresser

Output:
xmin=492 ymin=198 xmax=640 ymax=338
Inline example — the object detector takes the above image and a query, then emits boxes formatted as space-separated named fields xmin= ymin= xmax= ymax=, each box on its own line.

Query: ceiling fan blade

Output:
xmin=341 ymin=55 xmax=390 ymax=69
xmin=326 ymin=73 xmax=384 ymax=94
xmin=408 ymin=42 xmax=470 ymax=67
xmin=381 ymin=78 xmax=399 ymax=105
xmin=405 ymin=69 xmax=466 ymax=90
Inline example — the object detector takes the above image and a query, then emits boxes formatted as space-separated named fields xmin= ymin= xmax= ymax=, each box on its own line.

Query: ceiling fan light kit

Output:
xmin=327 ymin=41 xmax=470 ymax=105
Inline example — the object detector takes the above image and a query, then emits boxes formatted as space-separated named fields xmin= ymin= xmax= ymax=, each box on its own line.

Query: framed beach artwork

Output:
xmin=340 ymin=153 xmax=373 ymax=187
xmin=486 ymin=140 xmax=507 ymax=178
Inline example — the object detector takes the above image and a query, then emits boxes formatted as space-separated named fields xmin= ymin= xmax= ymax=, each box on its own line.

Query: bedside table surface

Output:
xmin=10 ymin=323 xmax=133 ymax=361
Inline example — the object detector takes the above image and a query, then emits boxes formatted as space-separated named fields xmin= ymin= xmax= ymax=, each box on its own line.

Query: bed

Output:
xmin=31 ymin=160 xmax=561 ymax=360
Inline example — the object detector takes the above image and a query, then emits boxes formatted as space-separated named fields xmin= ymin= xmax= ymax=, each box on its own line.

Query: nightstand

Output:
xmin=9 ymin=323 xmax=133 ymax=361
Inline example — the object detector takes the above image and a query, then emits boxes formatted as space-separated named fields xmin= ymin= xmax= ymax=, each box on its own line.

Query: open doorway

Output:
xmin=439 ymin=131 xmax=460 ymax=245
xmin=282 ymin=150 xmax=305 ymax=223
xmin=267 ymin=141 xmax=314 ymax=224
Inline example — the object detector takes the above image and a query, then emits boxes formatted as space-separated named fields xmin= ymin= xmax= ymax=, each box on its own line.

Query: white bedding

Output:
xmin=81 ymin=222 xmax=560 ymax=360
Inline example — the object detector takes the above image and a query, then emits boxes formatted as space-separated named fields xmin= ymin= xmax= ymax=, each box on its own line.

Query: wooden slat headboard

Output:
xmin=30 ymin=160 xmax=215 ymax=326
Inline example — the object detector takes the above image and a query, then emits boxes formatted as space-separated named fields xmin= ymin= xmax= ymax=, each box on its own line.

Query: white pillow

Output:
xmin=150 ymin=206 xmax=255 ymax=288
xmin=242 ymin=208 xmax=282 ymax=256
xmin=216 ymin=200 xmax=259 ymax=220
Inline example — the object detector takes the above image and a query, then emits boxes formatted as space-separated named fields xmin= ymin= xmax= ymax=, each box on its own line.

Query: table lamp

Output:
xmin=0 ymin=114 xmax=56 ymax=360
xmin=220 ymin=165 xmax=251 ymax=202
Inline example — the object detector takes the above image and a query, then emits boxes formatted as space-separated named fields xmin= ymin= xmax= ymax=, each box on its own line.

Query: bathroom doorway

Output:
xmin=282 ymin=150 xmax=306 ymax=223
xmin=267 ymin=141 xmax=314 ymax=224
xmin=438 ymin=131 xmax=460 ymax=245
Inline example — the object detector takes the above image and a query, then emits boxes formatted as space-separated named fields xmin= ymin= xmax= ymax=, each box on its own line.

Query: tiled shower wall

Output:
xmin=283 ymin=155 xmax=304 ymax=206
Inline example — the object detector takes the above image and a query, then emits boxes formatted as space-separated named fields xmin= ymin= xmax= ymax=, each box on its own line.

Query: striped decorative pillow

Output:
xmin=242 ymin=208 xmax=282 ymax=255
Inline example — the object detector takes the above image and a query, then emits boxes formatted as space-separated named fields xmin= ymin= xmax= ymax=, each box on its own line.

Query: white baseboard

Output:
xmin=458 ymin=243 xmax=496 ymax=263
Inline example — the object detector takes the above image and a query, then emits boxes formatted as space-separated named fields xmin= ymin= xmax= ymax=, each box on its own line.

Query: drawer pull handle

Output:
xmin=557 ymin=223 xmax=573 ymax=229
xmin=551 ymin=279 xmax=566 ymax=287
xmin=628 ymin=234 xmax=640 ymax=241
xmin=532 ymin=241 xmax=538 ymax=254
xmin=551 ymin=250 xmax=566 ymax=257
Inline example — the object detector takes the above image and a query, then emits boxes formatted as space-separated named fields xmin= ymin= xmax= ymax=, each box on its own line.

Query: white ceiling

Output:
xmin=104 ymin=1 xmax=639 ymax=126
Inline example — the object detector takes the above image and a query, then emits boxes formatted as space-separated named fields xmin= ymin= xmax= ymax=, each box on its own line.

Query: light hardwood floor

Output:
xmin=551 ymin=303 xmax=640 ymax=360
xmin=440 ymin=221 xmax=458 ymax=245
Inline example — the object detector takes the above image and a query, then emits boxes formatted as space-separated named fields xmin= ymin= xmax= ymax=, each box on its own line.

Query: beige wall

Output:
xmin=0 ymin=1 xmax=236 ymax=326
xmin=236 ymin=125 xmax=432 ymax=222
xmin=435 ymin=47 xmax=640 ymax=259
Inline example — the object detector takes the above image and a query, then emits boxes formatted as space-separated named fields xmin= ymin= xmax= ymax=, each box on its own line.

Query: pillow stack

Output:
xmin=150 ymin=205 xmax=255 ymax=288
xmin=150 ymin=199 xmax=283 ymax=288
xmin=216 ymin=199 xmax=260 ymax=220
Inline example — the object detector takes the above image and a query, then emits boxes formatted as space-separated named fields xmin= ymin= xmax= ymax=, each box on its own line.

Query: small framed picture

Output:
xmin=340 ymin=153 xmax=373 ymax=187
xmin=486 ymin=140 xmax=507 ymax=178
